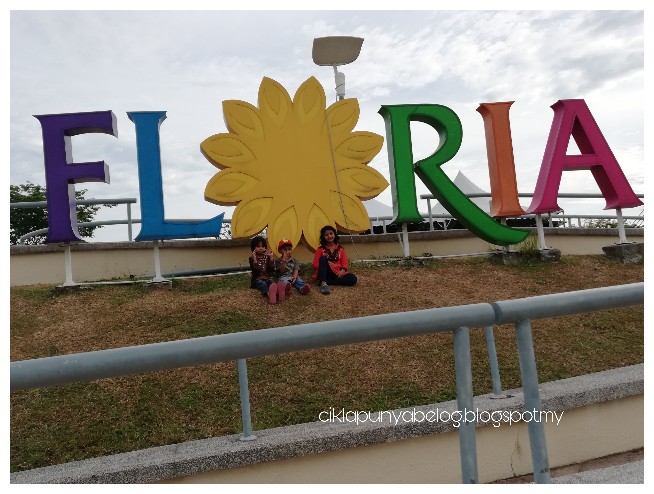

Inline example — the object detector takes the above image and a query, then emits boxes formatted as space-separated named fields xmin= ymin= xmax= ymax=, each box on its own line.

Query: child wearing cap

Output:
xmin=274 ymin=239 xmax=311 ymax=298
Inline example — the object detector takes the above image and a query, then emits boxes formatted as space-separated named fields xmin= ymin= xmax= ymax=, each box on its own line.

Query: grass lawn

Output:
xmin=10 ymin=255 xmax=643 ymax=472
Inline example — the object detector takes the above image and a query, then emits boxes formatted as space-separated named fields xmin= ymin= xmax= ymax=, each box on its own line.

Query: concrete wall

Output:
xmin=10 ymin=364 xmax=643 ymax=484
xmin=9 ymin=228 xmax=644 ymax=286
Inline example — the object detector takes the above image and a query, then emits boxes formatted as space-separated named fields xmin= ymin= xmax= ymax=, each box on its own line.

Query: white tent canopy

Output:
xmin=429 ymin=171 xmax=492 ymax=216
xmin=359 ymin=172 xmax=492 ymax=229
xmin=362 ymin=198 xmax=394 ymax=227
xmin=363 ymin=198 xmax=393 ymax=218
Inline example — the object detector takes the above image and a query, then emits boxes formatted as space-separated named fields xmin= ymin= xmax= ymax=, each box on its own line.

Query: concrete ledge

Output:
xmin=10 ymin=364 xmax=643 ymax=484
xmin=10 ymin=228 xmax=645 ymax=286
xmin=9 ymin=228 xmax=644 ymax=255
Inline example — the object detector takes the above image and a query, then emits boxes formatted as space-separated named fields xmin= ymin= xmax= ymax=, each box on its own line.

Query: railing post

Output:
xmin=484 ymin=326 xmax=505 ymax=397
xmin=514 ymin=319 xmax=551 ymax=484
xmin=237 ymin=358 xmax=256 ymax=441
xmin=127 ymin=203 xmax=133 ymax=242
xmin=427 ymin=198 xmax=434 ymax=231
xmin=453 ymin=326 xmax=478 ymax=484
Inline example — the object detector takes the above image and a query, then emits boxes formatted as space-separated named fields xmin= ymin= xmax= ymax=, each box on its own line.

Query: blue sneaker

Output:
xmin=320 ymin=284 xmax=331 ymax=295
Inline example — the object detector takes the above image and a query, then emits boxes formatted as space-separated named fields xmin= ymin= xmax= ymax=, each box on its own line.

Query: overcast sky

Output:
xmin=8 ymin=5 xmax=646 ymax=242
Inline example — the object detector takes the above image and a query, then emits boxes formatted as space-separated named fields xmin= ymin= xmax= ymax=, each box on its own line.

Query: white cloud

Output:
xmin=9 ymin=9 xmax=645 ymax=241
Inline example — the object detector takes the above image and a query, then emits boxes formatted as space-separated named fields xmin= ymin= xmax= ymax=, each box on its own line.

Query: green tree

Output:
xmin=10 ymin=182 xmax=114 ymax=245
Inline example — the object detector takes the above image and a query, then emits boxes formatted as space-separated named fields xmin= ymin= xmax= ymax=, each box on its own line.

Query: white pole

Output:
xmin=535 ymin=214 xmax=548 ymax=250
xmin=62 ymin=244 xmax=76 ymax=286
xmin=427 ymin=198 xmax=433 ymax=231
xmin=151 ymin=241 xmax=168 ymax=283
xmin=500 ymin=218 xmax=510 ymax=252
xmin=402 ymin=223 xmax=410 ymax=257
xmin=333 ymin=65 xmax=345 ymax=101
xmin=616 ymin=208 xmax=628 ymax=243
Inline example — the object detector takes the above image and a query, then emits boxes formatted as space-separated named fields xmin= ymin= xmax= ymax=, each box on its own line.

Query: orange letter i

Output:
xmin=476 ymin=102 xmax=526 ymax=217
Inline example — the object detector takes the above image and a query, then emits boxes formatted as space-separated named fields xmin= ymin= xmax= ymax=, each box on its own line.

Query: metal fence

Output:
xmin=418 ymin=192 xmax=644 ymax=255
xmin=10 ymin=192 xmax=644 ymax=245
xmin=10 ymin=282 xmax=644 ymax=483
xmin=11 ymin=198 xmax=138 ymax=243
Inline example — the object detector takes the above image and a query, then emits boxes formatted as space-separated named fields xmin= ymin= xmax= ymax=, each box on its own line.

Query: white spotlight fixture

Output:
xmin=312 ymin=36 xmax=364 ymax=101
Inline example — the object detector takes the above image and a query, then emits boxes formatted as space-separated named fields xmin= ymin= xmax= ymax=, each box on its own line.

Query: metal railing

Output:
xmin=10 ymin=193 xmax=645 ymax=286
xmin=11 ymin=193 xmax=644 ymax=245
xmin=420 ymin=192 xmax=645 ymax=223
xmin=10 ymin=282 xmax=644 ymax=483
xmin=11 ymin=198 xmax=138 ymax=243
xmin=413 ymin=192 xmax=645 ymax=254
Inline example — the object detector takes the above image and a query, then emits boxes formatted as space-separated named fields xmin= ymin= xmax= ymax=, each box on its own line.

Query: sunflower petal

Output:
xmin=204 ymin=170 xmax=260 ymax=206
xmin=293 ymin=77 xmax=326 ymax=125
xmin=223 ymin=100 xmax=264 ymax=140
xmin=200 ymin=134 xmax=256 ymax=168
xmin=258 ymin=77 xmax=292 ymax=127
xmin=331 ymin=191 xmax=371 ymax=233
xmin=268 ymin=206 xmax=301 ymax=250
xmin=304 ymin=204 xmax=331 ymax=250
xmin=336 ymin=166 xmax=389 ymax=199
xmin=231 ymin=197 xmax=272 ymax=238
xmin=326 ymin=99 xmax=359 ymax=137
xmin=334 ymin=132 xmax=384 ymax=163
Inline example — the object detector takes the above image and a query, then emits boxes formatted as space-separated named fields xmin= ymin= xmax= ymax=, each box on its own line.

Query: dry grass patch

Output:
xmin=10 ymin=255 xmax=643 ymax=472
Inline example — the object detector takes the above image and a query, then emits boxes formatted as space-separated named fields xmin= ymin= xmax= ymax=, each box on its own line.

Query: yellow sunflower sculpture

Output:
xmin=201 ymin=76 xmax=389 ymax=251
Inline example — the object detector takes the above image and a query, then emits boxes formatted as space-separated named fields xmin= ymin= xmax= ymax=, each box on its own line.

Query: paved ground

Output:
xmin=492 ymin=448 xmax=644 ymax=484
xmin=552 ymin=460 xmax=643 ymax=484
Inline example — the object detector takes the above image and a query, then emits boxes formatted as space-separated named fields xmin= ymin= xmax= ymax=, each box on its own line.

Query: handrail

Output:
xmin=416 ymin=192 xmax=644 ymax=244
xmin=13 ymin=212 xmax=643 ymax=244
xmin=9 ymin=198 xmax=138 ymax=208
xmin=16 ymin=218 xmax=233 ymax=245
xmin=420 ymin=192 xmax=645 ymax=199
xmin=11 ymin=194 xmax=644 ymax=244
xmin=370 ymin=213 xmax=643 ymax=222
xmin=10 ymin=283 xmax=643 ymax=391
xmin=17 ymin=220 xmax=143 ymax=245
xmin=11 ymin=198 xmax=138 ymax=243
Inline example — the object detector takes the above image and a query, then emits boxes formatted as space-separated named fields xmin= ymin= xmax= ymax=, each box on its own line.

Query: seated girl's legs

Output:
xmin=327 ymin=272 xmax=357 ymax=286
xmin=316 ymin=256 xmax=330 ymax=284
xmin=318 ymin=257 xmax=357 ymax=287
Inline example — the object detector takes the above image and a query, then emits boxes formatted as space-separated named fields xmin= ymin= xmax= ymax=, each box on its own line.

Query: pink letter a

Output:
xmin=528 ymin=99 xmax=642 ymax=213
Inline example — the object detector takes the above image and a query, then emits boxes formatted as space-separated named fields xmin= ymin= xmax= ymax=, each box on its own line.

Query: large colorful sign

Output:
xmin=34 ymin=76 xmax=642 ymax=248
